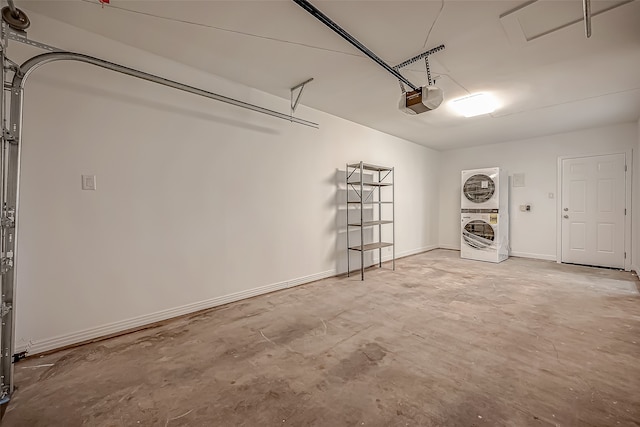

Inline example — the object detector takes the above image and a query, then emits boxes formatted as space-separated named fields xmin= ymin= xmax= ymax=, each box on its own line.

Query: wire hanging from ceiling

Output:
xmin=78 ymin=0 xmax=363 ymax=58
xmin=400 ymin=67 xmax=471 ymax=95
xmin=422 ymin=0 xmax=445 ymax=48
xmin=437 ymin=73 xmax=471 ymax=95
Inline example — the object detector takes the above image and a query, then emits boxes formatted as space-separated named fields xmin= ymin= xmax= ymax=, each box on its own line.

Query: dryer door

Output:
xmin=463 ymin=220 xmax=495 ymax=249
xmin=463 ymin=174 xmax=496 ymax=204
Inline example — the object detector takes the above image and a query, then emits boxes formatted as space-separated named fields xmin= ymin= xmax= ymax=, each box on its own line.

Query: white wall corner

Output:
xmin=438 ymin=244 xmax=460 ymax=251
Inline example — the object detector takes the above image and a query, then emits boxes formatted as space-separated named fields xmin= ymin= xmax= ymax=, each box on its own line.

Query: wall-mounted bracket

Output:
xmin=3 ymin=56 xmax=19 ymax=73
xmin=0 ymin=303 xmax=11 ymax=318
xmin=0 ymin=255 xmax=13 ymax=274
xmin=1 ymin=207 xmax=15 ymax=229
xmin=290 ymin=78 xmax=313 ymax=115
xmin=2 ymin=129 xmax=15 ymax=145
xmin=5 ymin=26 xmax=60 ymax=52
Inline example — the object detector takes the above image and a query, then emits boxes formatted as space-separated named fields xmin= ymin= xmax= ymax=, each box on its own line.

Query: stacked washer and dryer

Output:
xmin=460 ymin=168 xmax=509 ymax=263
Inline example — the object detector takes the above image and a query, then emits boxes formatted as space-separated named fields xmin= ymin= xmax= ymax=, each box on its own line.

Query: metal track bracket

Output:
xmin=2 ymin=129 xmax=15 ymax=144
xmin=1 ymin=207 xmax=15 ymax=229
xmin=0 ymin=255 xmax=13 ymax=274
xmin=2 ymin=56 xmax=18 ymax=73
xmin=6 ymin=27 xmax=59 ymax=52
xmin=394 ymin=44 xmax=445 ymax=91
xmin=393 ymin=44 xmax=445 ymax=71
xmin=290 ymin=78 xmax=313 ymax=115
xmin=0 ymin=303 xmax=11 ymax=318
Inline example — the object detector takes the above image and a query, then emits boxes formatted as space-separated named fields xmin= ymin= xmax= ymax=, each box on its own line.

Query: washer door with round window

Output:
xmin=460 ymin=213 xmax=505 ymax=263
xmin=461 ymin=168 xmax=500 ymax=209
xmin=462 ymin=219 xmax=495 ymax=250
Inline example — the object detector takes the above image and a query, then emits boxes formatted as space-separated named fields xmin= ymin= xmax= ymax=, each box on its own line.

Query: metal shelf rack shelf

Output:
xmin=346 ymin=161 xmax=395 ymax=280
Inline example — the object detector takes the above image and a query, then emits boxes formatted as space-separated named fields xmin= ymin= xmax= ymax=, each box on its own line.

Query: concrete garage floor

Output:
xmin=4 ymin=249 xmax=640 ymax=426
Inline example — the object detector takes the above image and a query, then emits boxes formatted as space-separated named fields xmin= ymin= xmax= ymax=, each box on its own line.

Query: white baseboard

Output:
xmin=509 ymin=251 xmax=556 ymax=261
xmin=436 ymin=245 xmax=556 ymax=263
xmin=372 ymin=245 xmax=438 ymax=263
xmin=19 ymin=269 xmax=336 ymax=355
xmin=438 ymin=244 xmax=460 ymax=251
xmin=372 ymin=244 xmax=555 ymax=263
xmin=632 ymin=264 xmax=639 ymax=277
xmin=436 ymin=244 xmax=556 ymax=262
xmin=397 ymin=244 xmax=439 ymax=258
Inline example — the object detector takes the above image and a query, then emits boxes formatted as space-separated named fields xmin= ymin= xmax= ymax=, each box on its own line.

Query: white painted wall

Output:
xmin=13 ymin=11 xmax=439 ymax=354
xmin=438 ymin=123 xmax=637 ymax=261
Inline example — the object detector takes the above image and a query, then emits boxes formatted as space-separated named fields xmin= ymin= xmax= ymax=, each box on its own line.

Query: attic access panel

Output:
xmin=500 ymin=0 xmax=633 ymax=44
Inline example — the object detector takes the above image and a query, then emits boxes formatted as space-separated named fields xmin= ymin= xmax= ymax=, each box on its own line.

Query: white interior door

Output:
xmin=561 ymin=153 xmax=626 ymax=268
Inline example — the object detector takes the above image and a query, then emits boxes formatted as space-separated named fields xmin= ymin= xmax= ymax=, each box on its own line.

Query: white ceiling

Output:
xmin=17 ymin=0 xmax=640 ymax=150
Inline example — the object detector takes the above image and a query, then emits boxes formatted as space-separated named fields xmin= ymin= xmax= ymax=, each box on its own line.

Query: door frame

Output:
xmin=556 ymin=149 xmax=633 ymax=271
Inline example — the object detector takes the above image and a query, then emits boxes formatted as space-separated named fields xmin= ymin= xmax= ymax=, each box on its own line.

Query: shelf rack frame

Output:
xmin=346 ymin=162 xmax=395 ymax=280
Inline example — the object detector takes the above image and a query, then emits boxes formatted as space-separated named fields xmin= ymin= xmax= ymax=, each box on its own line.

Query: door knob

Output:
xmin=563 ymin=208 xmax=568 ymax=211
xmin=563 ymin=215 xmax=569 ymax=219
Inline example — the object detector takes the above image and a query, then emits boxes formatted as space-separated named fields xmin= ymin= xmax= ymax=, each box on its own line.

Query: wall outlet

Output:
xmin=82 ymin=175 xmax=96 ymax=191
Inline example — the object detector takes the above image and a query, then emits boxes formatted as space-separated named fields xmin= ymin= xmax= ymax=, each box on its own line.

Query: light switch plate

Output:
xmin=512 ymin=173 xmax=525 ymax=187
xmin=82 ymin=175 xmax=96 ymax=190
